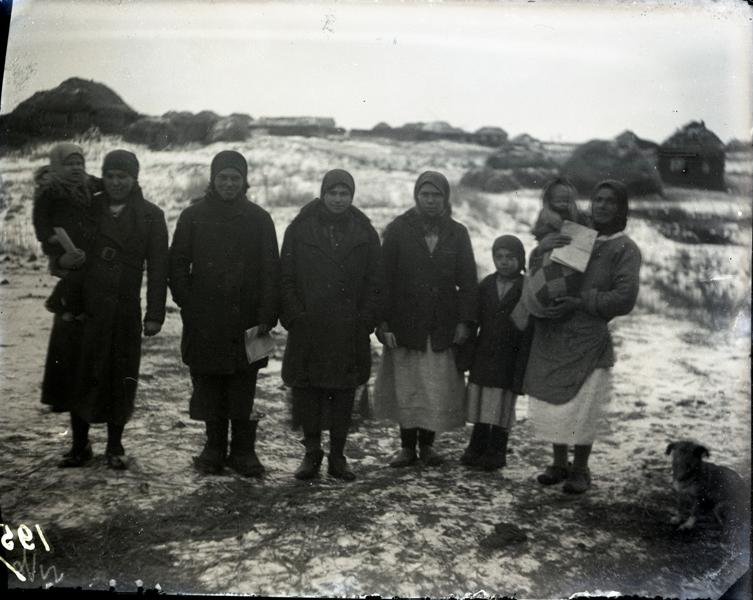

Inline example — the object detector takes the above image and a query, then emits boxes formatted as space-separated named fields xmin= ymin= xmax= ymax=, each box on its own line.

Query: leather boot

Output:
xmin=295 ymin=435 xmax=324 ymax=480
xmin=481 ymin=427 xmax=508 ymax=471
xmin=194 ymin=420 xmax=228 ymax=475
xmin=461 ymin=423 xmax=488 ymax=467
xmin=227 ymin=420 xmax=265 ymax=478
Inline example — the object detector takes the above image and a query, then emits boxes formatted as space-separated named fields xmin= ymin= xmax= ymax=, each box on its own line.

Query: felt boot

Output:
xmin=226 ymin=420 xmax=265 ymax=478
xmin=481 ymin=427 xmax=508 ymax=471
xmin=295 ymin=435 xmax=324 ymax=480
xmin=461 ymin=423 xmax=489 ymax=467
xmin=194 ymin=420 xmax=228 ymax=475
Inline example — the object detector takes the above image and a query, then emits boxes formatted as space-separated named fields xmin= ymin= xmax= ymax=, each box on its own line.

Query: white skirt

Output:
xmin=465 ymin=383 xmax=518 ymax=429
xmin=373 ymin=339 xmax=466 ymax=432
xmin=528 ymin=368 xmax=613 ymax=445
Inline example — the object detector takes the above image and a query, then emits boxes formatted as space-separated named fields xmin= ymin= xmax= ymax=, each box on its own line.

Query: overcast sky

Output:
xmin=2 ymin=0 xmax=751 ymax=143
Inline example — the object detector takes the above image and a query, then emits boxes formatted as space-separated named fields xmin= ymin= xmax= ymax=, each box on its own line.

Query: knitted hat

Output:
xmin=210 ymin=150 xmax=248 ymax=181
xmin=102 ymin=149 xmax=140 ymax=179
xmin=492 ymin=235 xmax=526 ymax=272
xmin=413 ymin=171 xmax=450 ymax=207
xmin=50 ymin=143 xmax=85 ymax=171
xmin=320 ymin=169 xmax=355 ymax=199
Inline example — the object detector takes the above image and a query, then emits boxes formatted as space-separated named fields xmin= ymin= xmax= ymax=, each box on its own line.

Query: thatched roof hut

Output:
xmin=658 ymin=121 xmax=726 ymax=190
xmin=0 ymin=77 xmax=139 ymax=146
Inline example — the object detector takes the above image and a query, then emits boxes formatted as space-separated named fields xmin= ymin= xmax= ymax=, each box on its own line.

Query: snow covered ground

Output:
xmin=0 ymin=135 xmax=750 ymax=597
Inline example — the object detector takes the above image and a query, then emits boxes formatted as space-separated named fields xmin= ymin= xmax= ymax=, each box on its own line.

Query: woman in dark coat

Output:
xmin=374 ymin=171 xmax=478 ymax=467
xmin=71 ymin=149 xmax=169 ymax=470
xmin=33 ymin=144 xmax=102 ymax=466
xmin=280 ymin=169 xmax=382 ymax=481
xmin=169 ymin=150 xmax=280 ymax=477
xmin=524 ymin=179 xmax=641 ymax=494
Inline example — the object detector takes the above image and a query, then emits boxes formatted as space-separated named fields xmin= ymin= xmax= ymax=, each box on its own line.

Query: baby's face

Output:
xmin=493 ymin=248 xmax=519 ymax=278
xmin=61 ymin=155 xmax=85 ymax=182
xmin=549 ymin=184 xmax=573 ymax=214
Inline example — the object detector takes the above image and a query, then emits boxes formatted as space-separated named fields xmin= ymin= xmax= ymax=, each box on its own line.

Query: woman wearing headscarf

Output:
xmin=32 ymin=144 xmax=103 ymax=466
xmin=374 ymin=171 xmax=478 ymax=467
xmin=280 ymin=169 xmax=382 ymax=481
xmin=524 ymin=179 xmax=641 ymax=494
xmin=69 ymin=149 xmax=169 ymax=470
xmin=169 ymin=150 xmax=279 ymax=477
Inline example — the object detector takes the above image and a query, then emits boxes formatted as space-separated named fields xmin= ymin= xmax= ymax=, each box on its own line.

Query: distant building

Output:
xmin=658 ymin=121 xmax=726 ymax=190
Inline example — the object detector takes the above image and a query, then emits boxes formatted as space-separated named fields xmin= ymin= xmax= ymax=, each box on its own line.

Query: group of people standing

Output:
xmin=33 ymin=143 xmax=640 ymax=495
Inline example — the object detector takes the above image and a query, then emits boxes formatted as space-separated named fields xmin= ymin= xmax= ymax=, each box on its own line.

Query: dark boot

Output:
xmin=418 ymin=429 xmax=443 ymax=466
xmin=461 ymin=424 xmax=488 ymax=467
xmin=227 ymin=420 xmax=265 ymax=477
xmin=59 ymin=414 xmax=92 ymax=468
xmin=105 ymin=422 xmax=128 ymax=470
xmin=194 ymin=420 xmax=228 ymax=475
xmin=390 ymin=427 xmax=418 ymax=467
xmin=295 ymin=435 xmax=324 ymax=480
xmin=481 ymin=426 xmax=508 ymax=471
xmin=328 ymin=435 xmax=356 ymax=481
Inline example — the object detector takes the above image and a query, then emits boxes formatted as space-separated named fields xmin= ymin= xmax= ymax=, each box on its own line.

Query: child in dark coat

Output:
xmin=462 ymin=235 xmax=532 ymax=471
xmin=32 ymin=143 xmax=100 ymax=321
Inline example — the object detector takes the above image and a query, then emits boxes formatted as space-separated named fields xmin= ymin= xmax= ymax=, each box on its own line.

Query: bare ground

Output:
xmin=0 ymin=259 xmax=750 ymax=598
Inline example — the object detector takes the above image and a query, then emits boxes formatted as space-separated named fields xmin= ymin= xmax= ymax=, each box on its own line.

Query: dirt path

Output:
xmin=0 ymin=260 xmax=749 ymax=597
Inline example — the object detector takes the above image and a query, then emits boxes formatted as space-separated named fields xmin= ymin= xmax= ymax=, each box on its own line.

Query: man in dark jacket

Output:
xmin=280 ymin=169 xmax=382 ymax=481
xmin=169 ymin=150 xmax=280 ymax=477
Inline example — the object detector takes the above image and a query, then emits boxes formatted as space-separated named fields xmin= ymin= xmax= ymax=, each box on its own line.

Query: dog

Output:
xmin=665 ymin=440 xmax=748 ymax=532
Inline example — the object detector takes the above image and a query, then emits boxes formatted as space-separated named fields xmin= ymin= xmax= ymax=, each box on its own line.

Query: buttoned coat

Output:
xmin=381 ymin=208 xmax=478 ymax=352
xmin=280 ymin=200 xmax=382 ymax=389
xmin=169 ymin=191 xmax=280 ymax=375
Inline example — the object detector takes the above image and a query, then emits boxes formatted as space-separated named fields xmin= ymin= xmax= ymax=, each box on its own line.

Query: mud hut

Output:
xmin=561 ymin=135 xmax=663 ymax=197
xmin=658 ymin=121 xmax=726 ymax=190
xmin=0 ymin=77 xmax=139 ymax=147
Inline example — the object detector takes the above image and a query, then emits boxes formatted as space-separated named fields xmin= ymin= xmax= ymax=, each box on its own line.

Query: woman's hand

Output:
xmin=543 ymin=296 xmax=582 ymax=319
xmin=256 ymin=323 xmax=271 ymax=336
xmin=538 ymin=233 xmax=572 ymax=252
xmin=453 ymin=322 xmax=471 ymax=345
xmin=58 ymin=249 xmax=86 ymax=270
xmin=376 ymin=322 xmax=397 ymax=349
xmin=144 ymin=321 xmax=162 ymax=336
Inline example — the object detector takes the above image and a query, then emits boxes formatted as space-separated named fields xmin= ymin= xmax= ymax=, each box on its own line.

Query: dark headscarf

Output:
xmin=591 ymin=179 xmax=629 ymax=235
xmin=492 ymin=234 xmax=526 ymax=273
xmin=210 ymin=150 xmax=248 ymax=181
xmin=45 ymin=143 xmax=91 ymax=208
xmin=413 ymin=171 xmax=450 ymax=209
xmin=102 ymin=149 xmax=140 ymax=179
xmin=320 ymin=169 xmax=355 ymax=199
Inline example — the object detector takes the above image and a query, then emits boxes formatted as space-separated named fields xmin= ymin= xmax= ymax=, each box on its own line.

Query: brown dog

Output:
xmin=665 ymin=440 xmax=748 ymax=531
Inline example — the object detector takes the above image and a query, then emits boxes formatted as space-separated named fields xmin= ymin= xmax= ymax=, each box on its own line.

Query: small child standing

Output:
xmin=32 ymin=144 xmax=100 ymax=321
xmin=462 ymin=235 xmax=532 ymax=471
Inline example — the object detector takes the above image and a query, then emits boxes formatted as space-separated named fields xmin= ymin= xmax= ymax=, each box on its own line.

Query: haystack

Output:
xmin=561 ymin=137 xmax=663 ymax=196
xmin=162 ymin=110 xmax=220 ymax=144
xmin=206 ymin=113 xmax=252 ymax=143
xmin=0 ymin=77 xmax=139 ymax=146
xmin=658 ymin=121 xmax=726 ymax=190
xmin=473 ymin=126 xmax=508 ymax=147
xmin=123 ymin=117 xmax=179 ymax=150
xmin=485 ymin=136 xmax=556 ymax=170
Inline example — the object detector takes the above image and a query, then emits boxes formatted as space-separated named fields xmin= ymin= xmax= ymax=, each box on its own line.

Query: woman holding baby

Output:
xmin=523 ymin=178 xmax=641 ymax=494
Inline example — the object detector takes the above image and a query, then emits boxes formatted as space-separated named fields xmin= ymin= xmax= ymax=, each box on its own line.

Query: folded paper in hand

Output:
xmin=550 ymin=221 xmax=598 ymax=273
xmin=244 ymin=326 xmax=275 ymax=364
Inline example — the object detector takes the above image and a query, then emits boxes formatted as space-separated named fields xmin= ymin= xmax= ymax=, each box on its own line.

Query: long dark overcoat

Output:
xmin=467 ymin=273 xmax=531 ymax=394
xmin=382 ymin=208 xmax=478 ymax=352
xmin=169 ymin=191 xmax=279 ymax=374
xmin=36 ymin=177 xmax=102 ymax=412
xmin=280 ymin=200 xmax=382 ymax=389
xmin=75 ymin=186 xmax=169 ymax=424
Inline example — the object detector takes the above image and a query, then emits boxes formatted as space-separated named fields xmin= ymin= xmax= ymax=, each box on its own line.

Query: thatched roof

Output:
xmin=10 ymin=77 xmax=137 ymax=118
xmin=616 ymin=130 xmax=659 ymax=151
xmin=660 ymin=121 xmax=725 ymax=154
